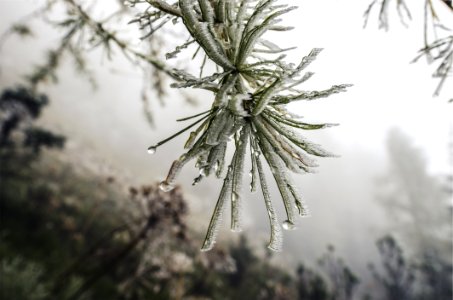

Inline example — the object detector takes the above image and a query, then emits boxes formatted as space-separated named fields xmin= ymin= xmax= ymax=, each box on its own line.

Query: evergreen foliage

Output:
xmin=0 ymin=86 xmax=65 ymax=151
xmin=138 ymin=0 xmax=351 ymax=251
xmin=1 ymin=0 xmax=351 ymax=251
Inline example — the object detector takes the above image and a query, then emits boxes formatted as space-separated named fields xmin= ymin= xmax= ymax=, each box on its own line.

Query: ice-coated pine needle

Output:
xmin=141 ymin=0 xmax=352 ymax=252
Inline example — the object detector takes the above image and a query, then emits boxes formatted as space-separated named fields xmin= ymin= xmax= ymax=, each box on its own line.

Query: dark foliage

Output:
xmin=370 ymin=235 xmax=453 ymax=300
xmin=0 ymin=84 xmax=451 ymax=299
xmin=0 ymin=86 xmax=65 ymax=151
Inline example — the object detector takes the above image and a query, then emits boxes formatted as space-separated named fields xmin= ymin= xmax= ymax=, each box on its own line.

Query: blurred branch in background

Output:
xmin=0 ymin=0 xmax=188 ymax=127
xmin=364 ymin=0 xmax=453 ymax=99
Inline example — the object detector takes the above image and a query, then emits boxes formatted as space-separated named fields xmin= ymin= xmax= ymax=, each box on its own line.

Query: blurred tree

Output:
xmin=369 ymin=236 xmax=416 ymax=300
xmin=415 ymin=251 xmax=453 ymax=299
xmin=0 ymin=257 xmax=50 ymax=300
xmin=368 ymin=128 xmax=453 ymax=300
xmin=376 ymin=129 xmax=452 ymax=260
xmin=0 ymin=86 xmax=65 ymax=151
xmin=369 ymin=235 xmax=453 ymax=300
xmin=318 ymin=245 xmax=359 ymax=300
xmin=296 ymin=264 xmax=330 ymax=300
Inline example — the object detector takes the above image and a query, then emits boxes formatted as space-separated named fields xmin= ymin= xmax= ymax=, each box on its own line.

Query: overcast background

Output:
xmin=1 ymin=0 xmax=452 ymax=285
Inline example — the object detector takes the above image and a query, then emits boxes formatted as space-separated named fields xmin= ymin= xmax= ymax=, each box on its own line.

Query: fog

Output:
xmin=1 ymin=0 xmax=451 ymax=291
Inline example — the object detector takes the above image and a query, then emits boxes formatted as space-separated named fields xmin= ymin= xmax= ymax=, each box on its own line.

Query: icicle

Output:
xmin=201 ymin=165 xmax=234 ymax=251
xmin=249 ymin=139 xmax=259 ymax=193
xmin=287 ymin=181 xmax=311 ymax=217
xmin=230 ymin=125 xmax=250 ymax=232
xmin=160 ymin=147 xmax=206 ymax=193
xmin=206 ymin=110 xmax=228 ymax=145
xmin=255 ymin=153 xmax=283 ymax=251
xmin=257 ymin=132 xmax=297 ymax=225
xmin=215 ymin=142 xmax=228 ymax=178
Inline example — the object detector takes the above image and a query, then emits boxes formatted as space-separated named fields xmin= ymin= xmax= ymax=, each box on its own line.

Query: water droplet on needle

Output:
xmin=147 ymin=146 xmax=157 ymax=154
xmin=159 ymin=181 xmax=174 ymax=192
xmin=282 ymin=220 xmax=296 ymax=230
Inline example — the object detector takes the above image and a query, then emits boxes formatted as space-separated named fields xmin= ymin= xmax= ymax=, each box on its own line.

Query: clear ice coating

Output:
xmin=159 ymin=181 xmax=174 ymax=192
xmin=231 ymin=191 xmax=239 ymax=203
xmin=199 ymin=167 xmax=208 ymax=177
xmin=250 ymin=182 xmax=256 ymax=193
xmin=141 ymin=0 xmax=351 ymax=253
xmin=282 ymin=220 xmax=296 ymax=231
xmin=147 ymin=146 xmax=157 ymax=154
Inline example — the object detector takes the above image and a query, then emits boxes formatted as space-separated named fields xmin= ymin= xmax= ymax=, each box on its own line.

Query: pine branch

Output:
xmin=143 ymin=0 xmax=351 ymax=251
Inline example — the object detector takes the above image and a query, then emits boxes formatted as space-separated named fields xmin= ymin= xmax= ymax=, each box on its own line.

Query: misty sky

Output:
xmin=0 ymin=0 xmax=452 ymax=284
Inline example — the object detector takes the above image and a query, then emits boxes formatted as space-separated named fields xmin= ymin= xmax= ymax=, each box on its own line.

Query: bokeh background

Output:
xmin=0 ymin=0 xmax=452 ymax=299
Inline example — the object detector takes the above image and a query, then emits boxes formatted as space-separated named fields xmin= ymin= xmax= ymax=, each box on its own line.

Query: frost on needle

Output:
xmin=139 ymin=0 xmax=352 ymax=252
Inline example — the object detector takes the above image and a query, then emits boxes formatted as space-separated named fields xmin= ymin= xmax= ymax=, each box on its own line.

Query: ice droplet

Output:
xmin=214 ymin=161 xmax=220 ymax=172
xmin=282 ymin=220 xmax=296 ymax=231
xmin=123 ymin=0 xmax=135 ymax=7
xmin=147 ymin=146 xmax=157 ymax=154
xmin=232 ymin=192 xmax=239 ymax=202
xmin=199 ymin=168 xmax=208 ymax=177
xmin=250 ymin=183 xmax=257 ymax=193
xmin=248 ymin=170 xmax=253 ymax=177
xmin=159 ymin=181 xmax=174 ymax=192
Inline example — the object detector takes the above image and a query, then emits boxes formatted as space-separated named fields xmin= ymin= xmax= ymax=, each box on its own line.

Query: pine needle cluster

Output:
xmin=137 ymin=0 xmax=351 ymax=251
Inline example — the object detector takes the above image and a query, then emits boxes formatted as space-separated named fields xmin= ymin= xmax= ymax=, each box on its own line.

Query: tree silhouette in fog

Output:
xmin=376 ymin=129 xmax=451 ymax=259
